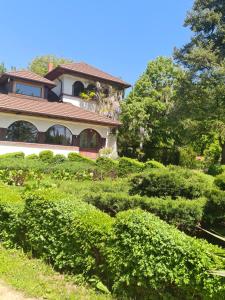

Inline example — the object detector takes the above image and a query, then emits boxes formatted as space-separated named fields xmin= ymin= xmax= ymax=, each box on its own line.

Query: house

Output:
xmin=0 ymin=62 xmax=130 ymax=158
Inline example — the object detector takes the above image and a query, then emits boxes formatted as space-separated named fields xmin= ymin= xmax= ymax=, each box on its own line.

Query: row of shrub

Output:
xmin=0 ymin=186 xmax=224 ymax=299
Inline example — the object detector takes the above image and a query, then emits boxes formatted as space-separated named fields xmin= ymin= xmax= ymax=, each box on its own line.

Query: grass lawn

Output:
xmin=0 ymin=245 xmax=112 ymax=300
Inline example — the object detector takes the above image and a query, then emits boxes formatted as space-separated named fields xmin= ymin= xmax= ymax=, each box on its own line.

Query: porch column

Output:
xmin=0 ymin=128 xmax=7 ymax=140
xmin=37 ymin=132 xmax=46 ymax=143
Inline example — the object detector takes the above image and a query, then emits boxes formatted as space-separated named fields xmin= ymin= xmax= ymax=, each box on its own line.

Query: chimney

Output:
xmin=48 ymin=62 xmax=54 ymax=72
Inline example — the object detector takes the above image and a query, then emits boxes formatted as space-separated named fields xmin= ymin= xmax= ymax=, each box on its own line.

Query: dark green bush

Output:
xmin=130 ymin=168 xmax=213 ymax=199
xmin=39 ymin=150 xmax=54 ymax=162
xmin=214 ymin=173 xmax=225 ymax=190
xmin=21 ymin=191 xmax=113 ymax=279
xmin=68 ymin=152 xmax=94 ymax=164
xmin=178 ymin=146 xmax=197 ymax=168
xmin=0 ymin=152 xmax=25 ymax=159
xmin=207 ymin=164 xmax=225 ymax=176
xmin=203 ymin=189 xmax=225 ymax=226
xmin=144 ymin=160 xmax=165 ymax=169
xmin=85 ymin=192 xmax=206 ymax=232
xmin=106 ymin=209 xmax=225 ymax=299
xmin=118 ymin=157 xmax=145 ymax=177
xmin=0 ymin=184 xmax=24 ymax=246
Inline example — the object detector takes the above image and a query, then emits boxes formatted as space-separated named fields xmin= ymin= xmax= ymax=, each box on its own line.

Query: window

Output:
xmin=46 ymin=125 xmax=72 ymax=145
xmin=79 ymin=129 xmax=100 ymax=149
xmin=15 ymin=83 xmax=42 ymax=97
xmin=73 ymin=81 xmax=84 ymax=97
xmin=6 ymin=121 xmax=38 ymax=143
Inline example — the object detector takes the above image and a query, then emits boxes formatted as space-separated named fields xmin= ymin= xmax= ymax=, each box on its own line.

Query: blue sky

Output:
xmin=0 ymin=0 xmax=193 ymax=86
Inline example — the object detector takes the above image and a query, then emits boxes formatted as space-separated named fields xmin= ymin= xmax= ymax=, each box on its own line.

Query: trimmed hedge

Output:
xmin=106 ymin=209 xmax=225 ymax=299
xmin=203 ymin=189 xmax=225 ymax=226
xmin=0 ymin=152 xmax=25 ymax=159
xmin=144 ymin=160 xmax=165 ymax=169
xmin=0 ymin=184 xmax=24 ymax=246
xmin=39 ymin=150 xmax=54 ymax=162
xmin=118 ymin=157 xmax=145 ymax=177
xmin=85 ymin=192 xmax=206 ymax=232
xmin=68 ymin=152 xmax=95 ymax=164
xmin=21 ymin=191 xmax=113 ymax=279
xmin=130 ymin=168 xmax=214 ymax=199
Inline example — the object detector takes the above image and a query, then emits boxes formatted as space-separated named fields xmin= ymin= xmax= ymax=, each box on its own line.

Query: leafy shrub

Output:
xmin=0 ymin=152 xmax=25 ymax=159
xmin=52 ymin=154 xmax=67 ymax=163
xmin=39 ymin=150 xmax=54 ymax=162
xmin=0 ymin=184 xmax=24 ymax=246
xmin=203 ymin=189 xmax=225 ymax=226
xmin=21 ymin=192 xmax=113 ymax=279
xmin=130 ymin=168 xmax=213 ymax=199
xmin=0 ymin=169 xmax=28 ymax=186
xmin=85 ymin=192 xmax=206 ymax=232
xmin=144 ymin=160 xmax=165 ymax=169
xmin=68 ymin=152 xmax=94 ymax=164
xmin=118 ymin=157 xmax=145 ymax=177
xmin=26 ymin=154 xmax=39 ymax=160
xmin=106 ymin=209 xmax=225 ymax=299
xmin=207 ymin=164 xmax=225 ymax=176
xmin=214 ymin=173 xmax=225 ymax=190
xmin=94 ymin=157 xmax=118 ymax=179
xmin=178 ymin=146 xmax=197 ymax=168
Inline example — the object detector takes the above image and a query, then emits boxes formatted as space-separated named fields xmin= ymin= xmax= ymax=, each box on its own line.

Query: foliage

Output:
xmin=214 ymin=173 xmax=225 ymax=190
xmin=178 ymin=146 xmax=197 ymax=168
xmin=94 ymin=157 xmax=118 ymax=180
xmin=51 ymin=154 xmax=67 ymax=163
xmin=39 ymin=150 xmax=54 ymax=162
xmin=118 ymin=157 xmax=145 ymax=177
xmin=106 ymin=209 xmax=225 ymax=299
xmin=0 ymin=169 xmax=28 ymax=186
xmin=144 ymin=159 xmax=165 ymax=169
xmin=0 ymin=152 xmax=25 ymax=159
xmin=118 ymin=56 xmax=183 ymax=161
xmin=130 ymin=168 xmax=213 ymax=199
xmin=26 ymin=154 xmax=39 ymax=160
xmin=0 ymin=62 xmax=6 ymax=73
xmin=203 ymin=189 xmax=225 ymax=226
xmin=85 ymin=192 xmax=206 ymax=232
xmin=28 ymin=55 xmax=73 ymax=76
xmin=68 ymin=152 xmax=95 ymax=164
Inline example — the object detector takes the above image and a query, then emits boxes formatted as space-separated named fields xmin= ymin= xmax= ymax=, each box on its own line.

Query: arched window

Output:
xmin=6 ymin=121 xmax=38 ymax=143
xmin=46 ymin=125 xmax=72 ymax=145
xmin=79 ymin=129 xmax=101 ymax=149
xmin=73 ymin=81 xmax=84 ymax=97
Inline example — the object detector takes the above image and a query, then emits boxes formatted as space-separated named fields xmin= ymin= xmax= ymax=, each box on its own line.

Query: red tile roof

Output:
xmin=0 ymin=93 xmax=121 ymax=126
xmin=46 ymin=62 xmax=131 ymax=88
xmin=1 ymin=70 xmax=56 ymax=86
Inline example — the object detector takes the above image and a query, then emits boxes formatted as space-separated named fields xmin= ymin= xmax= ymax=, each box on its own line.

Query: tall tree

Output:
xmin=118 ymin=57 xmax=183 ymax=161
xmin=174 ymin=0 xmax=225 ymax=162
xmin=28 ymin=55 xmax=74 ymax=76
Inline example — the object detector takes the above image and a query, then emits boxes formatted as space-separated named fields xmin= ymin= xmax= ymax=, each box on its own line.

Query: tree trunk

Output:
xmin=221 ymin=142 xmax=225 ymax=164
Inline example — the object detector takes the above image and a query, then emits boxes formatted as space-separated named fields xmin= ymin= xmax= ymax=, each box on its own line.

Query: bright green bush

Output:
xmin=0 ymin=169 xmax=28 ymax=186
xmin=0 ymin=152 xmax=25 ymax=159
xmin=144 ymin=160 xmax=165 ymax=169
xmin=52 ymin=154 xmax=67 ymax=163
xmin=21 ymin=192 xmax=113 ymax=279
xmin=118 ymin=157 xmax=145 ymax=177
xmin=85 ymin=192 xmax=206 ymax=232
xmin=68 ymin=152 xmax=94 ymax=164
xmin=26 ymin=154 xmax=39 ymax=160
xmin=39 ymin=150 xmax=54 ymax=162
xmin=94 ymin=157 xmax=118 ymax=179
xmin=130 ymin=168 xmax=213 ymax=199
xmin=203 ymin=189 xmax=225 ymax=226
xmin=214 ymin=173 xmax=225 ymax=190
xmin=106 ymin=209 xmax=225 ymax=299
xmin=0 ymin=184 xmax=24 ymax=245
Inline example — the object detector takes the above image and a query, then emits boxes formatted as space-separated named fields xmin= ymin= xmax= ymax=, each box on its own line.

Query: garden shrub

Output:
xmin=118 ymin=157 xmax=145 ymax=177
xmin=0 ymin=152 xmax=25 ymax=159
xmin=214 ymin=173 xmax=225 ymax=190
xmin=207 ymin=164 xmax=225 ymax=176
xmin=39 ymin=150 xmax=54 ymax=162
xmin=26 ymin=154 xmax=39 ymax=160
xmin=130 ymin=168 xmax=213 ymax=199
xmin=0 ymin=183 xmax=24 ymax=246
xmin=68 ymin=152 xmax=94 ymax=164
xmin=144 ymin=159 xmax=165 ymax=169
xmin=0 ymin=169 xmax=28 ymax=186
xmin=21 ymin=192 xmax=113 ymax=279
xmin=85 ymin=192 xmax=206 ymax=232
xmin=203 ymin=189 xmax=225 ymax=226
xmin=178 ymin=146 xmax=197 ymax=168
xmin=52 ymin=154 xmax=67 ymax=163
xmin=94 ymin=157 xmax=118 ymax=179
xmin=106 ymin=209 xmax=225 ymax=299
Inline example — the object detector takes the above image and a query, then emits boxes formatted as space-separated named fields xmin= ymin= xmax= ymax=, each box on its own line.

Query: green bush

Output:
xmin=85 ymin=192 xmax=206 ymax=232
xmin=0 ymin=169 xmax=28 ymax=186
xmin=178 ymin=146 xmax=197 ymax=168
xmin=0 ymin=184 xmax=24 ymax=246
xmin=106 ymin=209 xmax=225 ymax=299
xmin=130 ymin=168 xmax=213 ymax=199
xmin=118 ymin=157 xmax=145 ymax=177
xmin=26 ymin=154 xmax=39 ymax=160
xmin=52 ymin=154 xmax=67 ymax=163
xmin=203 ymin=189 xmax=225 ymax=226
xmin=94 ymin=157 xmax=118 ymax=179
xmin=207 ymin=164 xmax=225 ymax=176
xmin=21 ymin=192 xmax=113 ymax=279
xmin=68 ymin=152 xmax=94 ymax=164
xmin=0 ymin=152 xmax=25 ymax=159
xmin=144 ymin=160 xmax=165 ymax=169
xmin=39 ymin=150 xmax=54 ymax=162
xmin=214 ymin=173 xmax=225 ymax=190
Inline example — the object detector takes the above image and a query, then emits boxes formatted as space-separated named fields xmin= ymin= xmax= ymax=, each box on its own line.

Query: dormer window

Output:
xmin=15 ymin=82 xmax=42 ymax=97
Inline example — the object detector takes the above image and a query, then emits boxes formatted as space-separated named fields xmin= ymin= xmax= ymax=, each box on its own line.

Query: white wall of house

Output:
xmin=0 ymin=112 xmax=118 ymax=157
